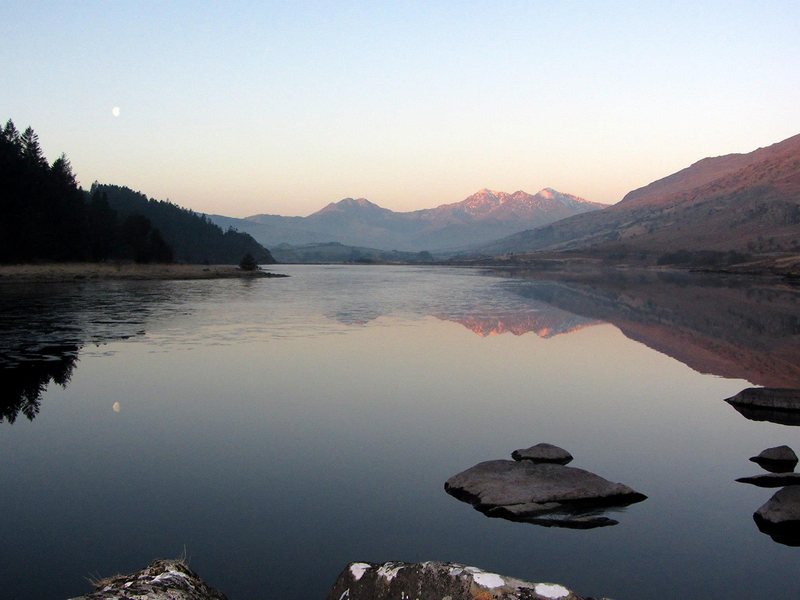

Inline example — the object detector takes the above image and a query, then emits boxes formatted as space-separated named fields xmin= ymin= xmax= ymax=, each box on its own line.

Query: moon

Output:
xmin=112 ymin=106 xmax=121 ymax=117
xmin=112 ymin=401 xmax=121 ymax=413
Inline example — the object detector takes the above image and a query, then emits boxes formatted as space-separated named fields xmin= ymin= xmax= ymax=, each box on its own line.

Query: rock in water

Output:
xmin=736 ymin=473 xmax=800 ymax=487
xmin=750 ymin=445 xmax=798 ymax=473
xmin=69 ymin=559 xmax=228 ymax=600
xmin=725 ymin=389 xmax=800 ymax=425
xmin=445 ymin=460 xmax=646 ymax=527
xmin=511 ymin=443 xmax=573 ymax=465
xmin=726 ymin=388 xmax=800 ymax=411
xmin=754 ymin=487 xmax=800 ymax=547
xmin=327 ymin=561 xmax=589 ymax=600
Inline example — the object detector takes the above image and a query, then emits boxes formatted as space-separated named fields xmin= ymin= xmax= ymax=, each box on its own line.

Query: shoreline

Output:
xmin=0 ymin=262 xmax=288 ymax=282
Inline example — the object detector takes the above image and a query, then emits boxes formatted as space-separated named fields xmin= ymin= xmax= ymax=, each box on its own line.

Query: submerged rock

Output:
xmin=69 ymin=559 xmax=227 ymax=600
xmin=750 ymin=445 xmax=798 ymax=472
xmin=725 ymin=389 xmax=800 ymax=426
xmin=445 ymin=460 xmax=646 ymax=527
xmin=512 ymin=443 xmax=573 ymax=465
xmin=727 ymin=404 xmax=800 ymax=426
xmin=754 ymin=487 xmax=800 ymax=547
xmin=736 ymin=473 xmax=800 ymax=487
xmin=508 ymin=512 xmax=619 ymax=529
xmin=327 ymin=561 xmax=589 ymax=600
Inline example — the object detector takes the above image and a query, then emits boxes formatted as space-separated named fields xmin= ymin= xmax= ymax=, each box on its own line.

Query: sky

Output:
xmin=2 ymin=1 xmax=799 ymax=217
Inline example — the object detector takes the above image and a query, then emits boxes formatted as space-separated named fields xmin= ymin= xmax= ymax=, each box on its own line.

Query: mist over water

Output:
xmin=1 ymin=265 xmax=798 ymax=599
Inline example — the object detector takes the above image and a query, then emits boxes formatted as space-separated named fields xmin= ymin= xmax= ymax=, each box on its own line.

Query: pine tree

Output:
xmin=1 ymin=120 xmax=21 ymax=153
xmin=20 ymin=126 xmax=47 ymax=169
xmin=51 ymin=154 xmax=77 ymax=189
xmin=239 ymin=252 xmax=258 ymax=271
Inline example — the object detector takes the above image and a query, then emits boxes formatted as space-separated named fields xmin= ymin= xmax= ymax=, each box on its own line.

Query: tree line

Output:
xmin=94 ymin=183 xmax=274 ymax=264
xmin=0 ymin=119 xmax=274 ymax=264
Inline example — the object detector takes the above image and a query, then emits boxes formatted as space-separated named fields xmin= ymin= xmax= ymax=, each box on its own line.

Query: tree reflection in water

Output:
xmin=0 ymin=280 xmax=196 ymax=424
xmin=0 ymin=345 xmax=79 ymax=422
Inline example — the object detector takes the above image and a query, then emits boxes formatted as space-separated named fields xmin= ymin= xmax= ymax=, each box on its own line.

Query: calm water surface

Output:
xmin=1 ymin=265 xmax=799 ymax=599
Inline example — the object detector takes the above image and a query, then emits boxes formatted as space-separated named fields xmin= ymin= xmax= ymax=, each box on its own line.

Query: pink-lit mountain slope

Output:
xmin=415 ymin=188 xmax=604 ymax=223
xmin=482 ymin=133 xmax=800 ymax=260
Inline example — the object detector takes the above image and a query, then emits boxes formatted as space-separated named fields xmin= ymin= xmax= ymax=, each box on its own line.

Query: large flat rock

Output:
xmin=725 ymin=389 xmax=800 ymax=425
xmin=327 ymin=561 xmax=591 ymax=600
xmin=445 ymin=460 xmax=645 ymax=526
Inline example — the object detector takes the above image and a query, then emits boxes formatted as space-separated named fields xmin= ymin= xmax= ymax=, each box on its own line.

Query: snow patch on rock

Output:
xmin=376 ymin=564 xmax=403 ymax=582
xmin=471 ymin=570 xmax=505 ymax=588
xmin=534 ymin=582 xmax=571 ymax=598
xmin=349 ymin=563 xmax=371 ymax=581
xmin=463 ymin=566 xmax=505 ymax=588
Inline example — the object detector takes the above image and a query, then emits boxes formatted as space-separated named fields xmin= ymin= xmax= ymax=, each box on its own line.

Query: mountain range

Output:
xmin=208 ymin=131 xmax=800 ymax=264
xmin=210 ymin=188 xmax=606 ymax=253
xmin=481 ymin=133 xmax=800 ymax=262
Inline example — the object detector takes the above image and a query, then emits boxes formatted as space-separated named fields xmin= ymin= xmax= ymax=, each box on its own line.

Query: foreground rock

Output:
xmin=69 ymin=558 xmax=599 ymax=600
xmin=736 ymin=473 xmax=800 ymax=487
xmin=69 ymin=559 xmax=227 ymax=600
xmin=750 ymin=445 xmax=798 ymax=472
xmin=327 ymin=561 xmax=591 ymax=600
xmin=754 ymin=487 xmax=800 ymax=547
xmin=725 ymin=388 xmax=800 ymax=426
xmin=445 ymin=460 xmax=646 ymax=528
xmin=512 ymin=443 xmax=573 ymax=465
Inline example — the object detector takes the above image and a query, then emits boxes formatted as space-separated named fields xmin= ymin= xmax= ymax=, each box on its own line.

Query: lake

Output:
xmin=1 ymin=265 xmax=799 ymax=599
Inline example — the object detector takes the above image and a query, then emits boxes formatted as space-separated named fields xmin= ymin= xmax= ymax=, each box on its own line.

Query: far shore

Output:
xmin=0 ymin=262 xmax=288 ymax=282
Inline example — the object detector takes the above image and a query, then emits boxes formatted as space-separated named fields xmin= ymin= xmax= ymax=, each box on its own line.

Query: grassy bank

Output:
xmin=0 ymin=262 xmax=286 ymax=282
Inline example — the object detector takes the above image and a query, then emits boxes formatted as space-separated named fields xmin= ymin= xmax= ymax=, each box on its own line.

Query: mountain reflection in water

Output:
xmin=2 ymin=268 xmax=799 ymax=424
xmin=486 ymin=269 xmax=800 ymax=388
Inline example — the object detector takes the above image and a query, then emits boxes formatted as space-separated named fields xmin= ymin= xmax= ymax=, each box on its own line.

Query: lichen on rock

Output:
xmin=69 ymin=559 xmax=228 ymax=600
xmin=327 ymin=561 xmax=590 ymax=600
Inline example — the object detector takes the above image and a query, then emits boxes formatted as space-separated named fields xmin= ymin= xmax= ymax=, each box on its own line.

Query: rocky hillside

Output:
xmin=481 ymin=133 xmax=800 ymax=262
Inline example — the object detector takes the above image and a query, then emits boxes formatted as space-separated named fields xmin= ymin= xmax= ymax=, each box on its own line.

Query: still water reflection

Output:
xmin=1 ymin=265 xmax=799 ymax=599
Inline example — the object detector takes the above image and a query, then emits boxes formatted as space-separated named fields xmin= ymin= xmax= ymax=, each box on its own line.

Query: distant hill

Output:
xmin=270 ymin=242 xmax=433 ymax=264
xmin=93 ymin=184 xmax=275 ymax=265
xmin=480 ymin=133 xmax=800 ymax=263
xmin=210 ymin=188 xmax=605 ymax=252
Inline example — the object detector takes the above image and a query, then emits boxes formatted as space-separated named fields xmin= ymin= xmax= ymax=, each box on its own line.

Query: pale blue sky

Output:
xmin=3 ymin=1 xmax=798 ymax=216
